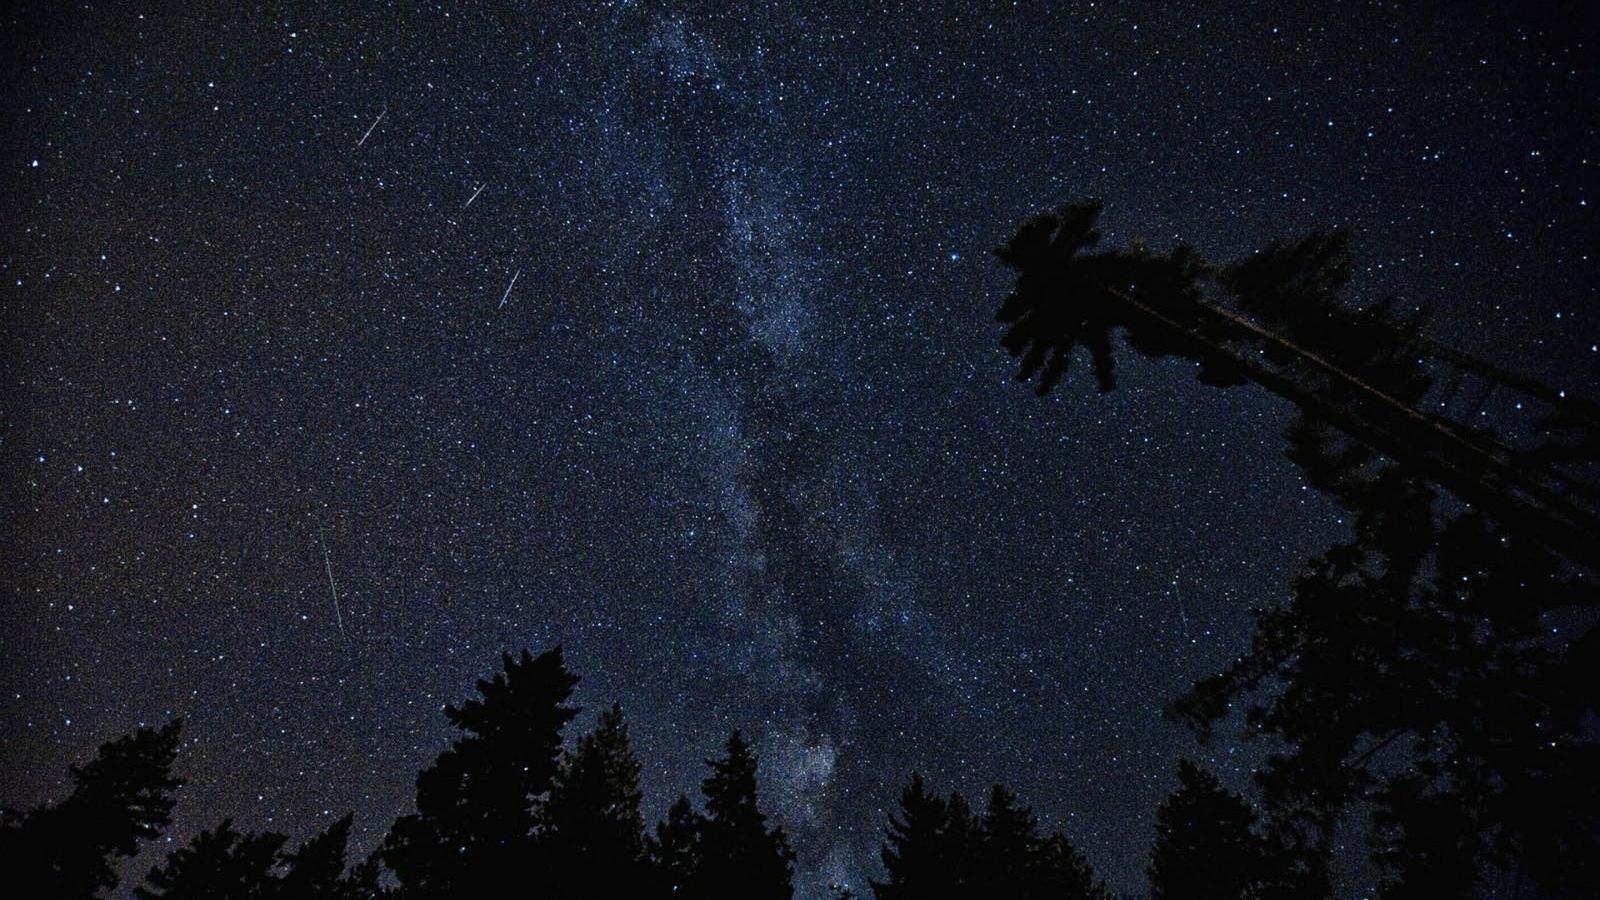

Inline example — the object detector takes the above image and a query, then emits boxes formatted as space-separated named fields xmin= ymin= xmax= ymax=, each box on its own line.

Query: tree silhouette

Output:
xmin=1168 ymin=501 xmax=1600 ymax=896
xmin=280 ymin=815 xmax=354 ymax=896
xmin=539 ymin=703 xmax=652 ymax=897
xmin=36 ymin=643 xmax=1532 ymax=898
xmin=992 ymin=200 xmax=1599 ymax=568
xmin=975 ymin=785 xmax=1106 ymax=900
xmin=873 ymin=772 xmax=968 ymax=899
xmin=649 ymin=793 xmax=704 ymax=896
xmin=280 ymin=814 xmax=384 ymax=900
xmin=991 ymin=201 xmax=1600 ymax=895
xmin=940 ymin=792 xmax=978 ymax=894
xmin=1148 ymin=761 xmax=1279 ymax=900
xmin=381 ymin=647 xmax=579 ymax=899
xmin=694 ymin=730 xmax=795 ymax=899
xmin=1031 ymin=833 xmax=1105 ymax=900
xmin=993 ymin=200 xmax=1218 ymax=394
xmin=137 ymin=815 xmax=378 ymax=900
xmin=136 ymin=819 xmax=286 ymax=900
xmin=0 ymin=719 xmax=184 ymax=897
xmin=873 ymin=774 xmax=1105 ymax=900
xmin=973 ymin=784 xmax=1037 ymax=895
xmin=1370 ymin=773 xmax=1486 ymax=900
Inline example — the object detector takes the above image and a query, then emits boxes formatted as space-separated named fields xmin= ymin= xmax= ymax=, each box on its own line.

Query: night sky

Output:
xmin=3 ymin=2 xmax=1596 ymax=897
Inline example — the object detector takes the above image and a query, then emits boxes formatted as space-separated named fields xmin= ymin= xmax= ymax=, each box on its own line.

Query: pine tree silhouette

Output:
xmin=280 ymin=813 xmax=383 ymax=900
xmin=650 ymin=793 xmax=704 ymax=896
xmin=1148 ymin=761 xmax=1270 ymax=900
xmin=0 ymin=719 xmax=184 ymax=897
xmin=1169 ymin=503 xmax=1600 ymax=896
xmin=1370 ymin=774 xmax=1485 ymax=900
xmin=973 ymin=785 xmax=1037 ymax=896
xmin=280 ymin=814 xmax=354 ymax=895
xmin=539 ymin=703 xmax=651 ymax=898
xmin=874 ymin=775 xmax=1106 ymax=900
xmin=977 ymin=785 xmax=1107 ymax=899
xmin=381 ymin=647 xmax=579 ymax=899
xmin=695 ymin=731 xmax=795 ymax=899
xmin=135 ymin=819 xmax=286 ymax=900
xmin=136 ymin=814 xmax=378 ymax=900
xmin=873 ymin=772 xmax=967 ymax=899
xmin=1031 ymin=833 xmax=1105 ymax=900
xmin=939 ymin=792 xmax=977 ymax=891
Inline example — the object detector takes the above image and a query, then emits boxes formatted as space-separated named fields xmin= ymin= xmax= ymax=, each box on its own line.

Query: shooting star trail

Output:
xmin=318 ymin=530 xmax=347 ymax=639
xmin=355 ymin=106 xmax=387 ymax=148
xmin=464 ymin=182 xmax=487 ymax=208
xmin=498 ymin=268 xmax=522 ymax=308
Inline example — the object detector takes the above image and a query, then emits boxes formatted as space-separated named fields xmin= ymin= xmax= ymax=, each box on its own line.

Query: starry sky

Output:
xmin=3 ymin=2 xmax=1596 ymax=896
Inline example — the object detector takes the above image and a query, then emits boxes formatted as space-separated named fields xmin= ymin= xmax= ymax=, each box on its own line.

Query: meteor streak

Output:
xmin=356 ymin=106 xmax=387 ymax=148
xmin=318 ymin=529 xmax=347 ymax=639
xmin=498 ymin=268 xmax=522 ymax=308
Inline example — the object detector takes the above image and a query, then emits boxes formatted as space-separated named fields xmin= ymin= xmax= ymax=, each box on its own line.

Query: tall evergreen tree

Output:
xmin=873 ymin=773 xmax=966 ymax=900
xmin=1032 ymin=833 xmax=1106 ymax=900
xmin=650 ymin=793 xmax=704 ymax=896
xmin=381 ymin=647 xmax=579 ymax=899
xmin=0 ymin=719 xmax=184 ymax=897
xmin=939 ymin=791 xmax=977 ymax=891
xmin=540 ymin=703 xmax=651 ymax=898
xmin=280 ymin=814 xmax=354 ymax=896
xmin=1148 ymin=761 xmax=1268 ymax=900
xmin=973 ymin=785 xmax=1038 ymax=896
xmin=280 ymin=813 xmax=383 ymax=900
xmin=695 ymin=731 xmax=794 ymax=899
xmin=978 ymin=784 xmax=1107 ymax=899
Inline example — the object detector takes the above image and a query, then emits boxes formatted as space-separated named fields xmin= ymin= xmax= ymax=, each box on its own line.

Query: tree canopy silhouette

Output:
xmin=278 ymin=814 xmax=384 ymax=900
xmin=873 ymin=773 xmax=968 ymax=900
xmin=872 ymin=773 xmax=1107 ymax=900
xmin=45 ymin=626 xmax=1584 ymax=898
xmin=992 ymin=200 xmax=1600 ymax=896
xmin=136 ymin=815 xmax=380 ymax=900
xmin=381 ymin=646 xmax=579 ymax=899
xmin=136 ymin=819 xmax=287 ymax=900
xmin=540 ymin=702 xmax=652 ymax=897
xmin=993 ymin=200 xmax=1599 ymax=569
xmin=375 ymin=648 xmax=796 ymax=899
xmin=0 ymin=719 xmax=184 ymax=897
xmin=649 ymin=793 xmax=704 ymax=895
xmin=994 ymin=199 xmax=1219 ymax=395
xmin=8 ymin=650 xmax=817 ymax=900
xmin=693 ymin=730 xmax=796 ymax=899
xmin=1147 ymin=760 xmax=1298 ymax=900
xmin=1168 ymin=500 xmax=1600 ymax=896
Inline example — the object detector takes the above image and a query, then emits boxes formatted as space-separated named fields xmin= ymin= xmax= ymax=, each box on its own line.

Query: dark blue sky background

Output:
xmin=3 ymin=2 xmax=1595 ymax=895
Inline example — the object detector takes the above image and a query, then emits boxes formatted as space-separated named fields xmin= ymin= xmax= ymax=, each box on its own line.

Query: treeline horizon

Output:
xmin=2 ymin=646 xmax=1267 ymax=900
